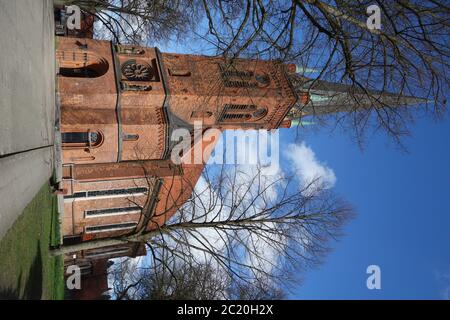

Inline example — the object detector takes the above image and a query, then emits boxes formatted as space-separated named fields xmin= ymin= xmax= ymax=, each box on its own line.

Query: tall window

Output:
xmin=85 ymin=222 xmax=137 ymax=234
xmin=62 ymin=131 xmax=102 ymax=148
xmin=64 ymin=187 xmax=148 ymax=200
xmin=219 ymin=104 xmax=267 ymax=123
xmin=85 ymin=206 xmax=142 ymax=218
xmin=219 ymin=64 xmax=271 ymax=88
xmin=84 ymin=247 xmax=131 ymax=259
xmin=219 ymin=64 xmax=254 ymax=87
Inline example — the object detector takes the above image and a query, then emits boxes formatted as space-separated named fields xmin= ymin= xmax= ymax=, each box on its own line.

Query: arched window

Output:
xmin=57 ymin=50 xmax=109 ymax=78
xmin=219 ymin=65 xmax=271 ymax=88
xmin=219 ymin=104 xmax=267 ymax=123
xmin=62 ymin=131 xmax=103 ymax=148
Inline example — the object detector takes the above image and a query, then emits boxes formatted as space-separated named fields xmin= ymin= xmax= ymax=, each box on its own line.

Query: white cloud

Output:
xmin=134 ymin=141 xmax=335 ymax=288
xmin=434 ymin=269 xmax=450 ymax=300
xmin=284 ymin=142 xmax=336 ymax=195
xmin=172 ymin=141 xmax=335 ymax=277
xmin=441 ymin=287 xmax=450 ymax=300
xmin=165 ymin=164 xmax=287 ymax=277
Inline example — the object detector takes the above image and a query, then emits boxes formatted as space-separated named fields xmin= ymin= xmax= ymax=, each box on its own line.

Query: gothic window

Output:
xmin=219 ymin=64 xmax=254 ymax=88
xmin=84 ymin=247 xmax=131 ymax=258
xmin=57 ymin=50 xmax=109 ymax=78
xmin=62 ymin=131 xmax=103 ymax=148
xmin=85 ymin=222 xmax=137 ymax=234
xmin=64 ymin=187 xmax=149 ymax=200
xmin=225 ymin=104 xmax=257 ymax=111
xmin=86 ymin=187 xmax=148 ymax=198
xmin=85 ymin=206 xmax=142 ymax=218
xmin=219 ymin=64 xmax=254 ymax=78
xmin=219 ymin=64 xmax=271 ymax=88
xmin=222 ymin=113 xmax=251 ymax=121
xmin=219 ymin=104 xmax=267 ymax=123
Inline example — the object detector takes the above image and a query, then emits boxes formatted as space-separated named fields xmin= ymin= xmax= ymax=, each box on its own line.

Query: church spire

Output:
xmin=286 ymin=75 xmax=428 ymax=120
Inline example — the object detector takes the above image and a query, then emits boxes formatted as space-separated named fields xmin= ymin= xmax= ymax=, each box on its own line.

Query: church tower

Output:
xmin=57 ymin=37 xmax=299 ymax=166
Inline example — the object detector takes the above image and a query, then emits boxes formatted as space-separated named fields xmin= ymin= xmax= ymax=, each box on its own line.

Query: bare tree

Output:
xmin=143 ymin=164 xmax=353 ymax=295
xmin=287 ymin=0 xmax=449 ymax=148
xmin=110 ymin=256 xmax=287 ymax=300
xmin=54 ymin=163 xmax=353 ymax=298
xmin=110 ymin=258 xmax=229 ymax=300
xmin=191 ymin=0 xmax=449 ymax=147
xmin=54 ymin=0 xmax=198 ymax=44
xmin=55 ymin=0 xmax=449 ymax=146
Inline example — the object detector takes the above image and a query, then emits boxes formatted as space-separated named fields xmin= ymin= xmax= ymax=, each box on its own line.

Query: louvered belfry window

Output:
xmin=219 ymin=64 xmax=258 ymax=88
xmin=219 ymin=104 xmax=262 ymax=123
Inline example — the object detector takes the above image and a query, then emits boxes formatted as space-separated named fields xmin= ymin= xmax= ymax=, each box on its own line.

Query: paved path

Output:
xmin=0 ymin=0 xmax=55 ymax=239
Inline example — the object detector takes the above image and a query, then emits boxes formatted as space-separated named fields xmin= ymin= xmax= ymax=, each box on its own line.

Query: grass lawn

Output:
xmin=0 ymin=183 xmax=64 ymax=300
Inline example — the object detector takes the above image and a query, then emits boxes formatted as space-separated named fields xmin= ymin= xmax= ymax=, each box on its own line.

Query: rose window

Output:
xmin=121 ymin=60 xmax=153 ymax=81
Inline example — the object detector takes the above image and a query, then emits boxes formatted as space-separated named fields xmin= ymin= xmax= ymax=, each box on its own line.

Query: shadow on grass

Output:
xmin=0 ymin=242 xmax=43 ymax=300
xmin=0 ymin=287 xmax=20 ymax=300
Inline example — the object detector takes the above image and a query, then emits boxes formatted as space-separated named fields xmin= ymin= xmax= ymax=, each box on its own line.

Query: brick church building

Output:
xmin=56 ymin=34 xmax=424 ymax=285
xmin=56 ymin=36 xmax=303 ymax=246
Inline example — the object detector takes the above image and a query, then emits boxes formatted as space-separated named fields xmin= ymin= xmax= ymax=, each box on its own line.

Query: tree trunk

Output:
xmin=50 ymin=231 xmax=158 ymax=256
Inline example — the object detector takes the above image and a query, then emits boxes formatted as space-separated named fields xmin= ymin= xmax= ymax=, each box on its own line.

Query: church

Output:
xmin=56 ymin=34 xmax=423 ymax=260
xmin=54 ymin=29 xmax=428 ymax=300
xmin=56 ymin=36 xmax=303 ymax=246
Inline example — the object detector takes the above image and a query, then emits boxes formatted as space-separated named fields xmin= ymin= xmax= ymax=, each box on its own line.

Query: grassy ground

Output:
xmin=0 ymin=183 xmax=64 ymax=300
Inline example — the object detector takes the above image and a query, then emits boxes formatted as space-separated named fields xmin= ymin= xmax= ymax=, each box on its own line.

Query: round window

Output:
xmin=89 ymin=132 xmax=100 ymax=144
xmin=253 ymin=108 xmax=268 ymax=119
xmin=121 ymin=60 xmax=153 ymax=81
xmin=255 ymin=74 xmax=270 ymax=86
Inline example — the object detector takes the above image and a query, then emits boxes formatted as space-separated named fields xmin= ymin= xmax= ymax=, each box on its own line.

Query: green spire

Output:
xmin=287 ymin=75 xmax=429 ymax=118
xmin=289 ymin=119 xmax=316 ymax=127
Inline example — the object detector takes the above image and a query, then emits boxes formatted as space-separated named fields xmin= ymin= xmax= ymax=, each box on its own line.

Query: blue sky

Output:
xmin=198 ymin=106 xmax=450 ymax=299
xmin=285 ymin=115 xmax=450 ymax=299
xmin=153 ymin=30 xmax=450 ymax=300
